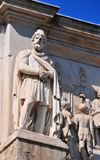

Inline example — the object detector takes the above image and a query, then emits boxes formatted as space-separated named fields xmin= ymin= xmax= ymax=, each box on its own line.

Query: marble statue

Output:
xmin=92 ymin=89 xmax=100 ymax=146
xmin=74 ymin=103 xmax=94 ymax=160
xmin=13 ymin=29 xmax=60 ymax=136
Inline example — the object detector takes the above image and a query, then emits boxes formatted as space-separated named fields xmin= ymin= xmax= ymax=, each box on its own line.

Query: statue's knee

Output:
xmin=40 ymin=105 xmax=48 ymax=113
xmin=25 ymin=97 xmax=34 ymax=107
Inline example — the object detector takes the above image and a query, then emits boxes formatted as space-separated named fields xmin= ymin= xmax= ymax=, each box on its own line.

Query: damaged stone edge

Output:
xmin=0 ymin=129 xmax=68 ymax=153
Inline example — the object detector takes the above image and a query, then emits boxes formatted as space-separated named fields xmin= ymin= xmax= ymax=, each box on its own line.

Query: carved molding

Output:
xmin=0 ymin=0 xmax=100 ymax=68
xmin=0 ymin=0 xmax=59 ymax=25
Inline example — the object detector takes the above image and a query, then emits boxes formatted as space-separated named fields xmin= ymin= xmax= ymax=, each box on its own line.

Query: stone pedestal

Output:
xmin=93 ymin=146 xmax=100 ymax=160
xmin=0 ymin=129 xmax=68 ymax=160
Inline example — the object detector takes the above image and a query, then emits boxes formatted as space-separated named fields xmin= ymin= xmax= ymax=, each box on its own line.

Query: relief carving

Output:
xmin=74 ymin=93 xmax=91 ymax=115
xmin=92 ymin=89 xmax=100 ymax=147
xmin=13 ymin=29 xmax=60 ymax=136
xmin=54 ymin=100 xmax=74 ymax=159
xmin=79 ymin=68 xmax=86 ymax=88
xmin=61 ymin=101 xmax=74 ymax=159
xmin=73 ymin=103 xmax=94 ymax=160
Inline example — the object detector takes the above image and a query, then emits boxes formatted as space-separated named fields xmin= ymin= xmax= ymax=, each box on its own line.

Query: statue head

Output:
xmin=61 ymin=101 xmax=71 ymax=112
xmin=79 ymin=103 xmax=88 ymax=113
xmin=97 ymin=89 xmax=100 ymax=98
xmin=31 ymin=29 xmax=46 ymax=52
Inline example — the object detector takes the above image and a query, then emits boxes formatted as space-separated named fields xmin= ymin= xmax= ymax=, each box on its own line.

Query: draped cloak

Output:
xmin=13 ymin=49 xmax=60 ymax=136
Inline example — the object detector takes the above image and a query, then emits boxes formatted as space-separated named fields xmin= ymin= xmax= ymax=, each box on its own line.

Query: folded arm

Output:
xmin=19 ymin=57 xmax=39 ymax=75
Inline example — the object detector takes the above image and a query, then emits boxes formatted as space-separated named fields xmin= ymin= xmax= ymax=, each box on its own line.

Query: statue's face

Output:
xmin=97 ymin=89 xmax=100 ymax=98
xmin=32 ymin=33 xmax=45 ymax=52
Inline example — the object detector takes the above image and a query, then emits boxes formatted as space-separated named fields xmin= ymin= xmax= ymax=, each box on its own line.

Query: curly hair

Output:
xmin=31 ymin=29 xmax=46 ymax=45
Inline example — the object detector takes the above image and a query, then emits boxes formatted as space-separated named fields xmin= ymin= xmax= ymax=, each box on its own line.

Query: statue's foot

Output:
xmin=89 ymin=152 xmax=93 ymax=160
xmin=15 ymin=126 xmax=24 ymax=130
xmin=94 ymin=145 xmax=100 ymax=149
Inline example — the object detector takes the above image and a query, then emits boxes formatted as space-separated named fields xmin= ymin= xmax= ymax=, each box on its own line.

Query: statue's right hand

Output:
xmin=40 ymin=71 xmax=50 ymax=81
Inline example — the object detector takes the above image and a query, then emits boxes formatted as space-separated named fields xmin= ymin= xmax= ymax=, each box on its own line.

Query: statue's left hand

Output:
xmin=40 ymin=71 xmax=53 ymax=81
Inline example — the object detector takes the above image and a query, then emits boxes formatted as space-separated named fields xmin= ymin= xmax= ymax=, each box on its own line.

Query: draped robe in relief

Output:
xmin=13 ymin=49 xmax=60 ymax=136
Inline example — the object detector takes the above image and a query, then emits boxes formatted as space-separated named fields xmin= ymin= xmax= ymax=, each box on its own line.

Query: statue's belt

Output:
xmin=22 ymin=74 xmax=41 ymax=80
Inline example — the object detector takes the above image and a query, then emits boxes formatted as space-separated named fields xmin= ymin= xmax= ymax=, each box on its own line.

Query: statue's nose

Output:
xmin=39 ymin=37 xmax=42 ymax=42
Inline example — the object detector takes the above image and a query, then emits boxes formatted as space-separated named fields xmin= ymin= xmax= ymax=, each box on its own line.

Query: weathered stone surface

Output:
xmin=12 ymin=29 xmax=60 ymax=138
xmin=93 ymin=147 xmax=100 ymax=160
xmin=0 ymin=130 xmax=68 ymax=160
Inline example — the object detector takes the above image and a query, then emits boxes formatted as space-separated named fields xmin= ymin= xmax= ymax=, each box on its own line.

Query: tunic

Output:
xmin=20 ymin=54 xmax=52 ymax=108
xmin=13 ymin=49 xmax=60 ymax=135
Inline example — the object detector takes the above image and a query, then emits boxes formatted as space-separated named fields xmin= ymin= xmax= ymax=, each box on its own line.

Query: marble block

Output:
xmin=0 ymin=129 xmax=68 ymax=160
xmin=93 ymin=146 xmax=100 ymax=160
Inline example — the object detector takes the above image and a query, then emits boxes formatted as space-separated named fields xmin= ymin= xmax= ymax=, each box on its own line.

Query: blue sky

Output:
xmin=37 ymin=0 xmax=100 ymax=25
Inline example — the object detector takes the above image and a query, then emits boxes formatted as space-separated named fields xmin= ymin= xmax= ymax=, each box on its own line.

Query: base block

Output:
xmin=0 ymin=129 xmax=68 ymax=160
xmin=93 ymin=146 xmax=100 ymax=160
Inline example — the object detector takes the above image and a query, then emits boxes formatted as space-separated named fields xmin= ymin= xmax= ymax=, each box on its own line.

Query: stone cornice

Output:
xmin=0 ymin=0 xmax=100 ymax=40
xmin=0 ymin=0 xmax=59 ymax=25
xmin=51 ymin=14 xmax=100 ymax=37
xmin=40 ymin=23 xmax=100 ymax=58
xmin=0 ymin=0 xmax=100 ymax=67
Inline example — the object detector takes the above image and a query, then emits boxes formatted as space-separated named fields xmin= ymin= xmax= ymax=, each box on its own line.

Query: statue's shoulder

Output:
xmin=73 ymin=113 xmax=80 ymax=119
xmin=92 ymin=98 xmax=98 ymax=103
xmin=16 ymin=49 xmax=31 ymax=62
xmin=17 ymin=49 xmax=31 ymax=57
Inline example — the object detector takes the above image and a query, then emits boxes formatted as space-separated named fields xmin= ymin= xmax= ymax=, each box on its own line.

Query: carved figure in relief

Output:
xmin=92 ymin=89 xmax=100 ymax=146
xmin=74 ymin=103 xmax=94 ymax=160
xmin=54 ymin=101 xmax=74 ymax=159
xmin=74 ymin=93 xmax=91 ymax=116
xmin=79 ymin=68 xmax=86 ymax=88
xmin=13 ymin=29 xmax=60 ymax=136
xmin=61 ymin=101 xmax=74 ymax=159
